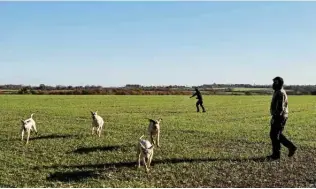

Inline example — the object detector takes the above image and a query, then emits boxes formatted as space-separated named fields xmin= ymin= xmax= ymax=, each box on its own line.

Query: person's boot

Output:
xmin=266 ymin=154 xmax=280 ymax=161
xmin=288 ymin=146 xmax=297 ymax=157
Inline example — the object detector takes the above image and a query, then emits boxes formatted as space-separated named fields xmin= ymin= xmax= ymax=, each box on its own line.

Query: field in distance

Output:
xmin=0 ymin=95 xmax=315 ymax=187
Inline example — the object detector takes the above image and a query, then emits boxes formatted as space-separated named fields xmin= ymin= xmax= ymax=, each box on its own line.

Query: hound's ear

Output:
xmin=148 ymin=119 xmax=156 ymax=123
xmin=90 ymin=111 xmax=94 ymax=114
xmin=21 ymin=119 xmax=25 ymax=124
xmin=157 ymin=118 xmax=162 ymax=123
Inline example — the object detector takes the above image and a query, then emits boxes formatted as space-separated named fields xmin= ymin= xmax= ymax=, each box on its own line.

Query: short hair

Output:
xmin=273 ymin=76 xmax=284 ymax=86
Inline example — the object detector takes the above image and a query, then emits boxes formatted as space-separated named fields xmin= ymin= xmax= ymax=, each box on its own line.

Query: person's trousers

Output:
xmin=270 ymin=116 xmax=296 ymax=157
xmin=196 ymin=100 xmax=205 ymax=112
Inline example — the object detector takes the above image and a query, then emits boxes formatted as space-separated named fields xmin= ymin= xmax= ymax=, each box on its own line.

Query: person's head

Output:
xmin=272 ymin=76 xmax=284 ymax=90
xmin=195 ymin=87 xmax=198 ymax=91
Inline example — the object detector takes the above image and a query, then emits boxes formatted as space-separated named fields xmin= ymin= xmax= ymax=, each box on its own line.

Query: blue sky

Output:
xmin=1 ymin=2 xmax=315 ymax=87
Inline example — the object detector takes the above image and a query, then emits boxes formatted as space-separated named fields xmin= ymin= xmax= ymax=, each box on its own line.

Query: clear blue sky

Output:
xmin=1 ymin=2 xmax=316 ymax=87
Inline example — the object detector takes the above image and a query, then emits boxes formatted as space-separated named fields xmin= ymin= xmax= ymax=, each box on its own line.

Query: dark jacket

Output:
xmin=191 ymin=90 xmax=203 ymax=101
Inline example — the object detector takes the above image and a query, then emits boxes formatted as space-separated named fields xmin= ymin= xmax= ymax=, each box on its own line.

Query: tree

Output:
xmin=39 ymin=84 xmax=46 ymax=90
xmin=18 ymin=87 xmax=30 ymax=94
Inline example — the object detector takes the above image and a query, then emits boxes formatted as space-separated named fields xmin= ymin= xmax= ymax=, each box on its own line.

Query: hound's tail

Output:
xmin=30 ymin=113 xmax=34 ymax=118
xmin=139 ymin=135 xmax=145 ymax=141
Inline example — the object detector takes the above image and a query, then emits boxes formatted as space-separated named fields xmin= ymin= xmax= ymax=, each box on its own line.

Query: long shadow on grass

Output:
xmin=0 ymin=183 xmax=16 ymax=188
xmin=42 ymin=156 xmax=267 ymax=170
xmin=72 ymin=145 xmax=123 ymax=154
xmin=30 ymin=134 xmax=79 ymax=141
xmin=47 ymin=170 xmax=99 ymax=182
xmin=45 ymin=156 xmax=267 ymax=182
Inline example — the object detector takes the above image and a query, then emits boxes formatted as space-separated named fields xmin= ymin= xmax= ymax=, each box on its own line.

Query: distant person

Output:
xmin=267 ymin=76 xmax=297 ymax=160
xmin=190 ymin=87 xmax=206 ymax=113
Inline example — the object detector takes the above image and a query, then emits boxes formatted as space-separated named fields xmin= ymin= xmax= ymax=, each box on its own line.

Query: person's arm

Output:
xmin=190 ymin=92 xmax=197 ymax=98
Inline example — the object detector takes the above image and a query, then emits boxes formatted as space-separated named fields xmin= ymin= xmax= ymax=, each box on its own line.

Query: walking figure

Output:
xmin=267 ymin=76 xmax=297 ymax=160
xmin=190 ymin=87 xmax=206 ymax=113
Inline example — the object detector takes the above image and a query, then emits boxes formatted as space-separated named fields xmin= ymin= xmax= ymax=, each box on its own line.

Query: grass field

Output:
xmin=0 ymin=95 xmax=315 ymax=187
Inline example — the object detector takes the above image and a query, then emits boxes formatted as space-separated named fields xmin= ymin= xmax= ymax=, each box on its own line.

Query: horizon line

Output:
xmin=1 ymin=83 xmax=316 ymax=88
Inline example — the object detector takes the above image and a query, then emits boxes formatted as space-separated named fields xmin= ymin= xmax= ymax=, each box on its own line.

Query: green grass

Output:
xmin=0 ymin=95 xmax=315 ymax=187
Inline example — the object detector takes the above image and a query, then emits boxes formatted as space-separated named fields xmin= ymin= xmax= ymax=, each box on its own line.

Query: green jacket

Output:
xmin=270 ymin=88 xmax=288 ymax=118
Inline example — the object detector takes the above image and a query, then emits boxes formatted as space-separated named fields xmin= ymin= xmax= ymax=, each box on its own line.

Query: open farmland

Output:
xmin=0 ymin=95 xmax=315 ymax=187
xmin=231 ymin=87 xmax=272 ymax=91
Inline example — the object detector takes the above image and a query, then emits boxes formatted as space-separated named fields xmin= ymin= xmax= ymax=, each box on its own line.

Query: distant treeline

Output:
xmin=0 ymin=84 xmax=316 ymax=95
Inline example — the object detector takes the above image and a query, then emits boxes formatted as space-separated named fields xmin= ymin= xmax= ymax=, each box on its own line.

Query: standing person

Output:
xmin=267 ymin=76 xmax=297 ymax=160
xmin=190 ymin=87 xmax=206 ymax=113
